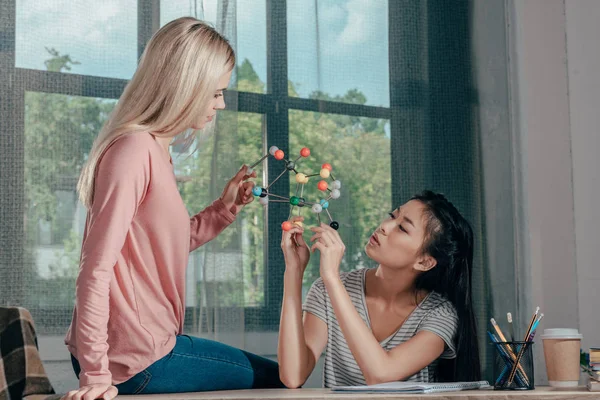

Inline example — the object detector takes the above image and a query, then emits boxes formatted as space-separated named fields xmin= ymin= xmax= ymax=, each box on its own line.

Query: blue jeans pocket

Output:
xmin=116 ymin=369 xmax=152 ymax=395
xmin=72 ymin=355 xmax=153 ymax=395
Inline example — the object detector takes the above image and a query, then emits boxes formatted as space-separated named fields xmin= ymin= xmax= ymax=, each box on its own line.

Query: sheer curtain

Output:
xmin=1 ymin=0 xmax=518 ymax=387
xmin=292 ymin=0 xmax=516 ymax=380
xmin=2 ymin=0 xmax=265 ymax=347
xmin=165 ymin=0 xmax=253 ymax=351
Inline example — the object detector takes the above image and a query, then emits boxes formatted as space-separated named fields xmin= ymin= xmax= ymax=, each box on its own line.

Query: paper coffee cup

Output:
xmin=541 ymin=328 xmax=583 ymax=387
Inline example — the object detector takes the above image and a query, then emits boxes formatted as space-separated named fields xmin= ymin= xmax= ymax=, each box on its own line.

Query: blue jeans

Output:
xmin=71 ymin=335 xmax=285 ymax=394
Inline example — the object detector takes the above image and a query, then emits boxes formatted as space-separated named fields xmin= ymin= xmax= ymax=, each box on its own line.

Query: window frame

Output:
xmin=0 ymin=0 xmax=396 ymax=332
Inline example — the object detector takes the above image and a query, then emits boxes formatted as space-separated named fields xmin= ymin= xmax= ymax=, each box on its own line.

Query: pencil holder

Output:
xmin=492 ymin=341 xmax=535 ymax=390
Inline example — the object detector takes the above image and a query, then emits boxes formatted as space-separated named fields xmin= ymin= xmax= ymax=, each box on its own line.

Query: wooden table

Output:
xmin=123 ymin=387 xmax=597 ymax=400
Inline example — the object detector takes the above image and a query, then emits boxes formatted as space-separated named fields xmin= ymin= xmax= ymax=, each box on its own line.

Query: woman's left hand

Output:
xmin=310 ymin=223 xmax=345 ymax=281
xmin=220 ymin=164 xmax=257 ymax=215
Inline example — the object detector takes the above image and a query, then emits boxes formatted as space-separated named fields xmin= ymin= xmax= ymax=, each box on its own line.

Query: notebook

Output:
xmin=332 ymin=380 xmax=491 ymax=393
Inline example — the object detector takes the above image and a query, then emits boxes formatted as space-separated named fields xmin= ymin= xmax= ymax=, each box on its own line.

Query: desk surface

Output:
xmin=124 ymin=387 xmax=597 ymax=400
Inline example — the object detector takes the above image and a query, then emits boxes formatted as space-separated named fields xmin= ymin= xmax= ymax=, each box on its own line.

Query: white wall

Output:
xmin=565 ymin=0 xmax=600 ymax=354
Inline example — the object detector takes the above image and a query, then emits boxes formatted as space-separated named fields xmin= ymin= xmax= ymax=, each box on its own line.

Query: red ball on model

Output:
xmin=317 ymin=180 xmax=329 ymax=191
xmin=321 ymin=163 xmax=332 ymax=171
xmin=281 ymin=221 xmax=293 ymax=231
xmin=274 ymin=150 xmax=285 ymax=160
xmin=300 ymin=147 xmax=310 ymax=157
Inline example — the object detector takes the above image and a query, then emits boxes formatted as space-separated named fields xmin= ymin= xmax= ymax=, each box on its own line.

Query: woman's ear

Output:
xmin=415 ymin=255 xmax=437 ymax=272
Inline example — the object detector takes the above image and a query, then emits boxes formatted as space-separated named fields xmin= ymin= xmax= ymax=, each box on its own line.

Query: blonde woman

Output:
xmin=63 ymin=17 xmax=283 ymax=399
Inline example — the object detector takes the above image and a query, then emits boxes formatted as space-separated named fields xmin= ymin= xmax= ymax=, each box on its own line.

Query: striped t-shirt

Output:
xmin=303 ymin=268 xmax=458 ymax=388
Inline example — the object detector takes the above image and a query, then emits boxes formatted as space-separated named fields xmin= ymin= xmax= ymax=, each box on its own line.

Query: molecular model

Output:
xmin=248 ymin=146 xmax=342 ymax=231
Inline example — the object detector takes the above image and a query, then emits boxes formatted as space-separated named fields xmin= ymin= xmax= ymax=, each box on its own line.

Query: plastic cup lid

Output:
xmin=540 ymin=328 xmax=583 ymax=340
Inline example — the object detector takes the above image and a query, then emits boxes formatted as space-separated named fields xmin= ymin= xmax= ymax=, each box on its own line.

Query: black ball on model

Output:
xmin=330 ymin=221 xmax=339 ymax=230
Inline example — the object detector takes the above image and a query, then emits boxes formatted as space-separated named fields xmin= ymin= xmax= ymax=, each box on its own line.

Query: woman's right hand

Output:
xmin=62 ymin=384 xmax=118 ymax=400
xmin=281 ymin=216 xmax=310 ymax=273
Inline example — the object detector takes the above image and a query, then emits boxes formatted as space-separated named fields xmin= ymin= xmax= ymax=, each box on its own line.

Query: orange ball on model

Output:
xmin=282 ymin=221 xmax=293 ymax=231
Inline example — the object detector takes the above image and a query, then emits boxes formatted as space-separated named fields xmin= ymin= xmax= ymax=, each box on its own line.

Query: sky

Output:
xmin=15 ymin=0 xmax=389 ymax=107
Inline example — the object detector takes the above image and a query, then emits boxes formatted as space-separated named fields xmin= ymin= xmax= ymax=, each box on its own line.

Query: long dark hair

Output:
xmin=411 ymin=190 xmax=481 ymax=382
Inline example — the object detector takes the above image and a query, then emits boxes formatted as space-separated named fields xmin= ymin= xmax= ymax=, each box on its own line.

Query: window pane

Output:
xmin=161 ymin=0 xmax=267 ymax=94
xmin=173 ymin=111 xmax=266 ymax=309
xmin=288 ymin=0 xmax=389 ymax=107
xmin=24 ymin=92 xmax=266 ymax=334
xmin=288 ymin=111 xmax=391 ymax=292
xmin=24 ymin=92 xmax=117 ymax=333
xmin=16 ymin=0 xmax=138 ymax=79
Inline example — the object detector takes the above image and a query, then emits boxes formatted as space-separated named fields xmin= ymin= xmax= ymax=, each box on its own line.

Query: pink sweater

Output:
xmin=64 ymin=132 xmax=236 ymax=386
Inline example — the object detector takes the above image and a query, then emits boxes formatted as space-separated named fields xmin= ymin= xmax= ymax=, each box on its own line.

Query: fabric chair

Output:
xmin=0 ymin=307 xmax=60 ymax=399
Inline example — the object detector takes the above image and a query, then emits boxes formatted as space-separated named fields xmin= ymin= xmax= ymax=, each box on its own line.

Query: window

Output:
xmin=3 ymin=0 xmax=393 ymax=334
xmin=16 ymin=0 xmax=138 ymax=79
xmin=161 ymin=0 xmax=267 ymax=93
xmin=288 ymin=111 xmax=391 ymax=290
xmin=287 ymin=0 xmax=389 ymax=107
xmin=172 ymin=111 xmax=267 ymax=308
xmin=22 ymin=92 xmax=116 ymax=330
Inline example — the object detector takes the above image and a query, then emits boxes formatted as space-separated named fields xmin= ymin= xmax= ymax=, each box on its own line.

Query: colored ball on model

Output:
xmin=251 ymin=146 xmax=342 ymax=232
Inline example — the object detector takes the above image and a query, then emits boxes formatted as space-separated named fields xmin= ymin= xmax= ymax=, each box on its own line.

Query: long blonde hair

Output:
xmin=77 ymin=17 xmax=235 ymax=208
